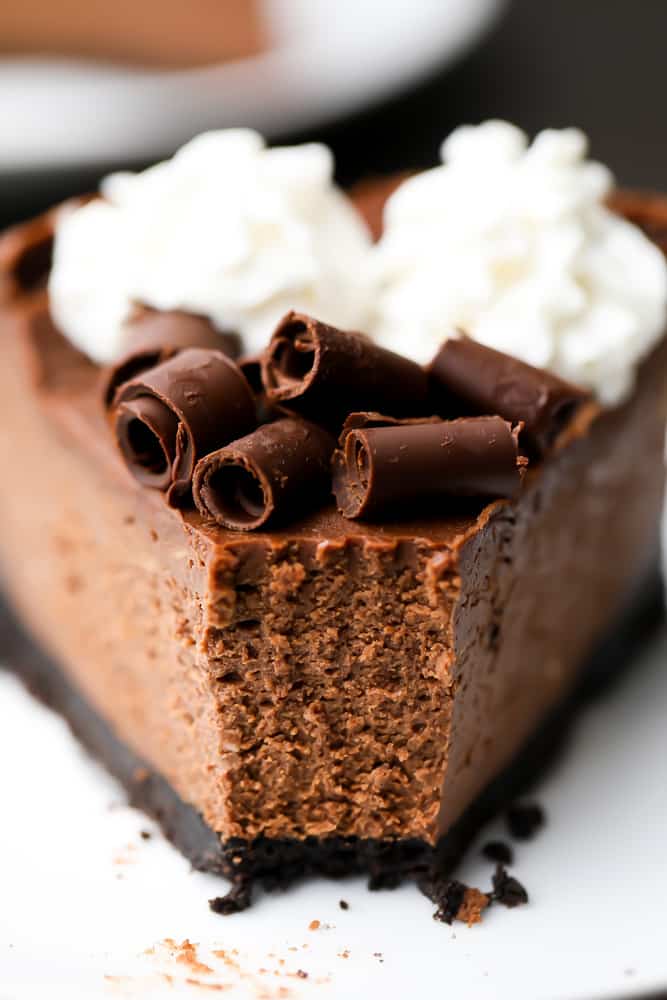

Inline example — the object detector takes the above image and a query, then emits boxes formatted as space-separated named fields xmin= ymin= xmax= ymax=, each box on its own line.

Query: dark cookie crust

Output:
xmin=1 ymin=571 xmax=663 ymax=911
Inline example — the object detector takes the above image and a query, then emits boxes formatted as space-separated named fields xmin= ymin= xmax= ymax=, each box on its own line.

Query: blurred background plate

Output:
xmin=0 ymin=0 xmax=502 ymax=174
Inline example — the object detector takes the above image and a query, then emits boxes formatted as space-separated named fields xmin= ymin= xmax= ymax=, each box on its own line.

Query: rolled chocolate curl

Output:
xmin=332 ymin=416 xmax=526 ymax=520
xmin=428 ymin=336 xmax=590 ymax=455
xmin=0 ymin=213 xmax=54 ymax=303
xmin=111 ymin=347 xmax=256 ymax=505
xmin=261 ymin=312 xmax=430 ymax=426
xmin=102 ymin=309 xmax=240 ymax=407
xmin=0 ymin=197 xmax=88 ymax=303
xmin=193 ymin=417 xmax=335 ymax=531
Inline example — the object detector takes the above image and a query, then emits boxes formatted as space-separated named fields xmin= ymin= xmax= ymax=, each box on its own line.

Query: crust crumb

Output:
xmin=184 ymin=978 xmax=229 ymax=991
xmin=166 ymin=938 xmax=214 ymax=976
xmin=457 ymin=888 xmax=490 ymax=926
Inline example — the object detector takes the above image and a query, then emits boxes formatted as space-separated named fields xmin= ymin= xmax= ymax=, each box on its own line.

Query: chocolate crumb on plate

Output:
xmin=507 ymin=802 xmax=545 ymax=840
xmin=208 ymin=881 xmax=252 ymax=915
xmin=338 ymin=899 xmax=349 ymax=910
xmin=140 ymin=830 xmax=152 ymax=841
xmin=367 ymin=869 xmax=402 ymax=891
xmin=491 ymin=864 xmax=529 ymax=908
xmin=422 ymin=876 xmax=468 ymax=925
xmin=482 ymin=840 xmax=514 ymax=864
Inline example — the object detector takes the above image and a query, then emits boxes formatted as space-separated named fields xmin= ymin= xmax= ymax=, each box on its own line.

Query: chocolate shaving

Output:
xmin=491 ymin=864 xmax=529 ymax=908
xmin=332 ymin=415 xmax=527 ymax=520
xmin=428 ymin=335 xmax=590 ymax=455
xmin=0 ymin=198 xmax=89 ymax=303
xmin=209 ymin=881 xmax=253 ymax=915
xmin=261 ymin=312 xmax=430 ymax=426
xmin=506 ymin=802 xmax=545 ymax=840
xmin=420 ymin=875 xmax=468 ymax=925
xmin=482 ymin=841 xmax=514 ymax=865
xmin=0 ymin=216 xmax=54 ymax=301
xmin=124 ymin=307 xmax=239 ymax=357
xmin=193 ymin=417 xmax=335 ymax=531
xmin=111 ymin=347 xmax=256 ymax=505
xmin=102 ymin=309 xmax=240 ymax=407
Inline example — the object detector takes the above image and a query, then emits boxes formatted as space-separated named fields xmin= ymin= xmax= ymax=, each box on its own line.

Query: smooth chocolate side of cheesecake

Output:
xmin=440 ymin=347 xmax=667 ymax=834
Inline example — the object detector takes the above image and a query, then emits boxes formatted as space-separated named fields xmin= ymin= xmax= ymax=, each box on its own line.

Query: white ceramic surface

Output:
xmin=1 ymin=625 xmax=666 ymax=999
xmin=0 ymin=0 xmax=503 ymax=172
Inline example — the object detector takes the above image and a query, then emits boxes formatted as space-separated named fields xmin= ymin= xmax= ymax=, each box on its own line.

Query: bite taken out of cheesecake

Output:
xmin=0 ymin=123 xmax=665 ymax=919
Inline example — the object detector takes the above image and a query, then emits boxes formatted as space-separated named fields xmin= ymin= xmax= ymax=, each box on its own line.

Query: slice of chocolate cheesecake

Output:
xmin=0 ymin=126 xmax=666 ymax=915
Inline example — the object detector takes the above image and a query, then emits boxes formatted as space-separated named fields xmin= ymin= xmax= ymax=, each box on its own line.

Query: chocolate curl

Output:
xmin=125 ymin=307 xmax=240 ymax=358
xmin=0 ymin=213 xmax=54 ymax=303
xmin=102 ymin=309 xmax=240 ymax=407
xmin=193 ymin=417 xmax=335 ymax=531
xmin=428 ymin=336 xmax=590 ymax=455
xmin=0 ymin=197 xmax=89 ymax=304
xmin=261 ymin=312 xmax=430 ymax=426
xmin=332 ymin=416 xmax=527 ymax=520
xmin=111 ymin=347 xmax=256 ymax=505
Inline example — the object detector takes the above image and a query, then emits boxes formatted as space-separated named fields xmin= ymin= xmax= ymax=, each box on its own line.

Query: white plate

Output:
xmin=1 ymin=625 xmax=666 ymax=999
xmin=0 ymin=0 xmax=502 ymax=173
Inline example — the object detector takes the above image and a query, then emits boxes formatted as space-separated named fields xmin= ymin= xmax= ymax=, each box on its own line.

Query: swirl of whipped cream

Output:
xmin=370 ymin=121 xmax=667 ymax=405
xmin=49 ymin=130 xmax=373 ymax=362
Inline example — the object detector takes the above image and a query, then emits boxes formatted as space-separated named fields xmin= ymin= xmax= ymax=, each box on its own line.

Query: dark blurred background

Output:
xmin=318 ymin=0 xmax=667 ymax=189
xmin=2 ymin=0 xmax=666 ymax=226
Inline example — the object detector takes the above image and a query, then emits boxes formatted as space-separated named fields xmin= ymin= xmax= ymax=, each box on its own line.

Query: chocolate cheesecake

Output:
xmin=0 ymin=128 xmax=666 ymax=915
xmin=0 ymin=0 xmax=265 ymax=68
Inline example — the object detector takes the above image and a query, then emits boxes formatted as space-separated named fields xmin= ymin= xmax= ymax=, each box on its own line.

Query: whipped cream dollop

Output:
xmin=50 ymin=121 xmax=667 ymax=407
xmin=49 ymin=129 xmax=373 ymax=362
xmin=370 ymin=121 xmax=667 ymax=405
